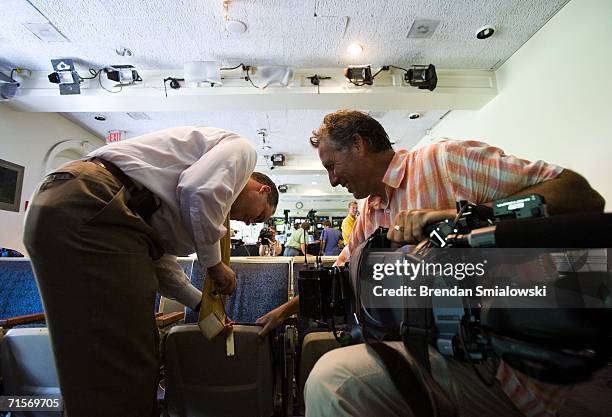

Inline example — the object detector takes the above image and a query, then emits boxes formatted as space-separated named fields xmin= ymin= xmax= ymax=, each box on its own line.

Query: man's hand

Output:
xmin=386 ymin=208 xmax=457 ymax=244
xmin=222 ymin=316 xmax=235 ymax=336
xmin=206 ymin=262 xmax=237 ymax=295
xmin=256 ymin=297 xmax=299 ymax=337
xmin=256 ymin=305 xmax=286 ymax=337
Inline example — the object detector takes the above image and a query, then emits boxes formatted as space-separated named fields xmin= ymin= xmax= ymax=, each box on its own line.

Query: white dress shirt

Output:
xmin=89 ymin=126 xmax=257 ymax=308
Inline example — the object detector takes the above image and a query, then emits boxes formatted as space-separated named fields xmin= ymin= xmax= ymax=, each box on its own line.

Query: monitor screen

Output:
xmin=0 ymin=159 xmax=25 ymax=212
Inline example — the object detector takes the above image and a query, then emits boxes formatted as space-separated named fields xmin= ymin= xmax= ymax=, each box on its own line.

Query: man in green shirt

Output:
xmin=283 ymin=222 xmax=309 ymax=256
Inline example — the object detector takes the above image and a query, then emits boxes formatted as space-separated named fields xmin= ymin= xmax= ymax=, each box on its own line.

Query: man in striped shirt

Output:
xmin=295 ymin=110 xmax=603 ymax=417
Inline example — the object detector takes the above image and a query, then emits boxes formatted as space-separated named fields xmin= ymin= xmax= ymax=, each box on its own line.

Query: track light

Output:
xmin=105 ymin=65 xmax=142 ymax=86
xmin=184 ymin=61 xmax=222 ymax=86
xmin=0 ymin=72 xmax=19 ymax=100
xmin=48 ymin=59 xmax=81 ymax=95
xmin=271 ymin=153 xmax=285 ymax=167
xmin=344 ymin=65 xmax=373 ymax=86
xmin=404 ymin=64 xmax=438 ymax=91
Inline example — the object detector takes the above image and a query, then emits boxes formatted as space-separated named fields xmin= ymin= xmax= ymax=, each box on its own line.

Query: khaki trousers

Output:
xmin=303 ymin=333 xmax=524 ymax=417
xmin=23 ymin=160 xmax=164 ymax=417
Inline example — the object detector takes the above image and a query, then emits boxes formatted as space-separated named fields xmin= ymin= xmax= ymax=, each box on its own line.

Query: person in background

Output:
xmin=341 ymin=201 xmax=358 ymax=245
xmin=283 ymin=221 xmax=310 ymax=256
xmin=319 ymin=220 xmax=343 ymax=256
xmin=258 ymin=225 xmax=282 ymax=256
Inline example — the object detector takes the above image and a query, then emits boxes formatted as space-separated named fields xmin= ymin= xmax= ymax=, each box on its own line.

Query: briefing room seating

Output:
xmin=171 ymin=256 xmax=296 ymax=416
xmin=164 ymin=324 xmax=275 ymax=417
xmin=184 ymin=257 xmax=293 ymax=325
xmin=0 ymin=327 xmax=61 ymax=417
xmin=0 ymin=259 xmax=46 ymax=331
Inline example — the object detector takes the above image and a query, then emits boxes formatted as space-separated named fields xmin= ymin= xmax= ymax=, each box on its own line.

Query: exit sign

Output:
xmin=106 ymin=130 xmax=126 ymax=143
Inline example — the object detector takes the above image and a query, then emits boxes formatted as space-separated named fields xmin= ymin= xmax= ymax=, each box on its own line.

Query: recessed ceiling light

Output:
xmin=347 ymin=43 xmax=363 ymax=56
xmin=311 ymin=181 xmax=318 ymax=185
xmin=408 ymin=112 xmax=421 ymax=120
xmin=94 ymin=115 xmax=106 ymax=121
xmin=476 ymin=26 xmax=495 ymax=40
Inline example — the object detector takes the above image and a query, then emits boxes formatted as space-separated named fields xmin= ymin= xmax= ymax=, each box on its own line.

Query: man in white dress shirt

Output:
xmin=23 ymin=126 xmax=278 ymax=417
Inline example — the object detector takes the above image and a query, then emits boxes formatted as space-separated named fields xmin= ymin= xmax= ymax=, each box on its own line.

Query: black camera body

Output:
xmin=299 ymin=267 xmax=349 ymax=321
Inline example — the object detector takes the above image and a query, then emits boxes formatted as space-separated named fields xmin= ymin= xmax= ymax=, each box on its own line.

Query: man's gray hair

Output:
xmin=310 ymin=109 xmax=392 ymax=153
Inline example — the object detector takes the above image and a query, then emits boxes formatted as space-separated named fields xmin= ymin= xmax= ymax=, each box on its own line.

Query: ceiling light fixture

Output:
xmin=105 ymin=65 xmax=142 ymax=86
xmin=476 ymin=26 xmax=495 ymax=39
xmin=344 ymin=65 xmax=373 ymax=86
xmin=184 ymin=61 xmax=222 ymax=86
xmin=271 ymin=153 xmax=285 ymax=167
xmin=94 ymin=115 xmax=106 ymax=121
xmin=252 ymin=66 xmax=294 ymax=88
xmin=347 ymin=43 xmax=363 ymax=56
xmin=48 ymin=59 xmax=81 ymax=95
xmin=404 ymin=64 xmax=438 ymax=91
xmin=0 ymin=72 xmax=20 ymax=100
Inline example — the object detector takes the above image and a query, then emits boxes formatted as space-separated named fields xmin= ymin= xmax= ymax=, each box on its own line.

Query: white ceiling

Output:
xmin=1 ymin=0 xmax=569 ymax=71
xmin=0 ymin=0 xmax=570 ymax=215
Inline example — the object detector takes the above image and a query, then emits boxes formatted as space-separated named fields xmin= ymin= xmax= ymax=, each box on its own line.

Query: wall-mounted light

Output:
xmin=48 ymin=59 xmax=81 ymax=95
xmin=404 ymin=64 xmax=437 ymax=91
xmin=344 ymin=65 xmax=373 ymax=86
xmin=105 ymin=65 xmax=142 ymax=86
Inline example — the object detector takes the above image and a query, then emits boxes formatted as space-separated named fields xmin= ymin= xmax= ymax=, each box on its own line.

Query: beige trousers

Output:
xmin=23 ymin=160 xmax=164 ymax=417
xmin=303 ymin=333 xmax=524 ymax=417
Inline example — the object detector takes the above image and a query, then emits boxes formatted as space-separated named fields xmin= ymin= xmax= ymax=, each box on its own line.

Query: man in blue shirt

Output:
xmin=319 ymin=220 xmax=342 ymax=256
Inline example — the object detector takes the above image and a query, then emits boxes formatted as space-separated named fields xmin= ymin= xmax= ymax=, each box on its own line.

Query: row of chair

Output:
xmin=0 ymin=256 xmax=334 ymax=417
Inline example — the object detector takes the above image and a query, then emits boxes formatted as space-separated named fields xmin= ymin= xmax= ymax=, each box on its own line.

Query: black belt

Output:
xmin=88 ymin=157 xmax=160 ymax=222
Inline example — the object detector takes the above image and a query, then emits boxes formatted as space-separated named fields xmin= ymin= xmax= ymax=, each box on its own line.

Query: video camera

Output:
xmin=298 ymin=195 xmax=612 ymax=384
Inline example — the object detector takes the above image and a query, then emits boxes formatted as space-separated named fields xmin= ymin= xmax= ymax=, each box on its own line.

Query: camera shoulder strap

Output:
xmin=354 ymin=228 xmax=456 ymax=417
xmin=368 ymin=341 xmax=456 ymax=417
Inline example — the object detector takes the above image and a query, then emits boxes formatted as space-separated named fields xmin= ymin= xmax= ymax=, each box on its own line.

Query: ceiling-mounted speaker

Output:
xmin=184 ymin=61 xmax=222 ymax=86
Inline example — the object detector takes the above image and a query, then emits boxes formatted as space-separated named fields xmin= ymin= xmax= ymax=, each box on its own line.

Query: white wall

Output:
xmin=0 ymin=104 xmax=104 ymax=253
xmin=421 ymin=0 xmax=611 ymax=209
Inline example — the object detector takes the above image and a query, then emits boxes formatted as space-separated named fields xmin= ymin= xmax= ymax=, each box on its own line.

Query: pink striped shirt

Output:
xmin=337 ymin=139 xmax=566 ymax=416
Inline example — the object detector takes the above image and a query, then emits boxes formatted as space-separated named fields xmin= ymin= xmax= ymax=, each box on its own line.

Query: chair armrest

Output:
xmin=156 ymin=311 xmax=184 ymax=327
xmin=0 ymin=312 xmax=46 ymax=328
